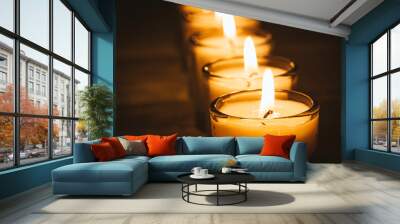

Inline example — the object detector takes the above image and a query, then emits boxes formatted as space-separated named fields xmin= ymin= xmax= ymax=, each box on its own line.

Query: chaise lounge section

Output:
xmin=52 ymin=136 xmax=307 ymax=196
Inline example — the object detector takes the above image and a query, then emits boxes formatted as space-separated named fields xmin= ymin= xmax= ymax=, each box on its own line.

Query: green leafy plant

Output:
xmin=79 ymin=84 xmax=113 ymax=140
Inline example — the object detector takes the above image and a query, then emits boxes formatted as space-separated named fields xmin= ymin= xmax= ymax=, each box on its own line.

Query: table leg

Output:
xmin=245 ymin=183 xmax=247 ymax=201
xmin=195 ymin=184 xmax=198 ymax=192
xmin=216 ymin=184 xmax=219 ymax=206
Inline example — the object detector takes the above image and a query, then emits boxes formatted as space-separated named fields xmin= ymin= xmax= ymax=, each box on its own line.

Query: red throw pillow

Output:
xmin=124 ymin=135 xmax=148 ymax=141
xmin=91 ymin=142 xmax=117 ymax=161
xmin=146 ymin=134 xmax=177 ymax=157
xmin=101 ymin=137 xmax=127 ymax=158
xmin=260 ymin=134 xmax=296 ymax=159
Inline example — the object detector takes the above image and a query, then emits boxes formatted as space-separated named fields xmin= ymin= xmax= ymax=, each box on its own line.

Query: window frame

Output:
xmin=0 ymin=0 xmax=92 ymax=171
xmin=370 ymin=20 xmax=400 ymax=154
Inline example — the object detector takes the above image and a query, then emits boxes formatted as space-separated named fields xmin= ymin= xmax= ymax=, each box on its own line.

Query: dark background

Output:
xmin=115 ymin=0 xmax=342 ymax=163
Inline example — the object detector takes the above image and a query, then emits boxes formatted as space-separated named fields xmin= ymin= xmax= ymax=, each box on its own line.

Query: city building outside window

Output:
xmin=0 ymin=0 xmax=91 ymax=170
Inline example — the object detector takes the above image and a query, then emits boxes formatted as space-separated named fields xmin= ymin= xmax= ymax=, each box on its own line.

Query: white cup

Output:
xmin=200 ymin=169 xmax=208 ymax=176
xmin=221 ymin=167 xmax=232 ymax=174
xmin=191 ymin=167 xmax=202 ymax=176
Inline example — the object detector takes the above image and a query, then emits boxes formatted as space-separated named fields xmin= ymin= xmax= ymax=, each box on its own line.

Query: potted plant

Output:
xmin=79 ymin=84 xmax=113 ymax=140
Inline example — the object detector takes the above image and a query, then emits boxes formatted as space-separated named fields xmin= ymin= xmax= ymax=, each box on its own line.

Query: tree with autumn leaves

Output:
xmin=372 ymin=99 xmax=400 ymax=143
xmin=0 ymin=85 xmax=59 ymax=153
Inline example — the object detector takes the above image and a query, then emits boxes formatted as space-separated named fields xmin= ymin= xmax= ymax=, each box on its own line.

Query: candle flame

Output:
xmin=243 ymin=36 xmax=259 ymax=75
xmin=259 ymin=69 xmax=275 ymax=117
xmin=222 ymin=14 xmax=237 ymax=40
xmin=214 ymin=11 xmax=223 ymax=23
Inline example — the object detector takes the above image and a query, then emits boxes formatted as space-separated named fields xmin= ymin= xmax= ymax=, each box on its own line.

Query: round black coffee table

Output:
xmin=177 ymin=173 xmax=255 ymax=206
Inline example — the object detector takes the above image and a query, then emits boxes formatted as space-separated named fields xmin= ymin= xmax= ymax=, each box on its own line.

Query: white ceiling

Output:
xmin=164 ymin=0 xmax=384 ymax=38
xmin=226 ymin=0 xmax=352 ymax=21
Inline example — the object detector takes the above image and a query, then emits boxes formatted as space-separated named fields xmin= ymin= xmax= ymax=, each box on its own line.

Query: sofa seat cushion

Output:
xmin=149 ymin=154 xmax=235 ymax=172
xmin=236 ymin=155 xmax=293 ymax=172
xmin=53 ymin=159 xmax=147 ymax=183
xmin=117 ymin=155 xmax=150 ymax=163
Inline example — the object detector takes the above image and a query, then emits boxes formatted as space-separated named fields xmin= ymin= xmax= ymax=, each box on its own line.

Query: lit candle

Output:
xmin=209 ymin=88 xmax=320 ymax=157
xmin=180 ymin=6 xmax=260 ymax=37
xmin=203 ymin=37 xmax=297 ymax=102
xmin=189 ymin=23 xmax=272 ymax=132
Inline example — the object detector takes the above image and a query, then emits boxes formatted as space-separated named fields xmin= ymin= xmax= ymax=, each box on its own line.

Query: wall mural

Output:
xmin=116 ymin=0 xmax=342 ymax=162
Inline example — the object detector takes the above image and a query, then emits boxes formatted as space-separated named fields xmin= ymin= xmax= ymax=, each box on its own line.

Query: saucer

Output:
xmin=190 ymin=174 xmax=215 ymax=179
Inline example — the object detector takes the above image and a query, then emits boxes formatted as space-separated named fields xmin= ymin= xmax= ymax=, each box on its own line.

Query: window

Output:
xmin=28 ymin=81 xmax=34 ymax=94
xmin=0 ymin=0 xmax=14 ymax=32
xmin=370 ymin=23 xmax=400 ymax=154
xmin=0 ymin=55 xmax=7 ymax=67
xmin=0 ymin=0 xmax=91 ymax=170
xmin=53 ymin=0 xmax=72 ymax=60
xmin=28 ymin=67 xmax=34 ymax=80
xmin=74 ymin=18 xmax=90 ymax=70
xmin=0 ymin=34 xmax=13 ymax=112
xmin=20 ymin=0 xmax=49 ymax=48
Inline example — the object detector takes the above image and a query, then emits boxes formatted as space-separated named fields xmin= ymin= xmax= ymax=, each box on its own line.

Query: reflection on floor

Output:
xmin=1 ymin=162 xmax=400 ymax=224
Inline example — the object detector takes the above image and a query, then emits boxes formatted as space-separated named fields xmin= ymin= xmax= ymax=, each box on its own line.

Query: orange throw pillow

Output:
xmin=146 ymin=134 xmax=177 ymax=157
xmin=260 ymin=134 xmax=296 ymax=159
xmin=101 ymin=137 xmax=127 ymax=158
xmin=91 ymin=142 xmax=117 ymax=161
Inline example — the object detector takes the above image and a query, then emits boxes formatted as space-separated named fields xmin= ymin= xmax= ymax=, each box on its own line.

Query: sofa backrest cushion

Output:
xmin=73 ymin=139 xmax=100 ymax=163
xmin=236 ymin=137 xmax=264 ymax=155
xmin=179 ymin=137 xmax=235 ymax=155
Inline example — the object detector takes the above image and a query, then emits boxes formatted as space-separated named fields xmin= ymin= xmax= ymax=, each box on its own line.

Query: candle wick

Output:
xmin=263 ymin=109 xmax=274 ymax=118
xmin=248 ymin=72 xmax=258 ymax=78
xmin=228 ymin=38 xmax=237 ymax=55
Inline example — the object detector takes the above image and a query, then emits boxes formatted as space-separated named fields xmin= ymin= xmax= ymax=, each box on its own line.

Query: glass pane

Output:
xmin=372 ymin=33 xmax=387 ymax=76
xmin=391 ymin=120 xmax=400 ymax=153
xmin=20 ymin=44 xmax=49 ymax=115
xmin=74 ymin=69 xmax=89 ymax=118
xmin=53 ymin=119 xmax=72 ymax=158
xmin=372 ymin=76 xmax=387 ymax=119
xmin=0 ymin=0 xmax=14 ymax=31
xmin=372 ymin=121 xmax=388 ymax=151
xmin=53 ymin=59 xmax=72 ymax=117
xmin=391 ymin=72 xmax=400 ymax=118
xmin=0 ymin=34 xmax=14 ymax=112
xmin=74 ymin=18 xmax=89 ymax=70
xmin=392 ymin=24 xmax=400 ymax=70
xmin=75 ymin=120 xmax=88 ymax=143
xmin=0 ymin=116 xmax=14 ymax=170
xmin=53 ymin=0 xmax=72 ymax=60
xmin=20 ymin=117 xmax=49 ymax=165
xmin=20 ymin=0 xmax=49 ymax=48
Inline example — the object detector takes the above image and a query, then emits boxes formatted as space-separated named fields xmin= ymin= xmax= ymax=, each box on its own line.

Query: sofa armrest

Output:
xmin=73 ymin=141 xmax=99 ymax=163
xmin=289 ymin=142 xmax=307 ymax=181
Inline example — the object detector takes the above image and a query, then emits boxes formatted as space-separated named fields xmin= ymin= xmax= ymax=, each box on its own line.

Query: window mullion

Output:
xmin=387 ymin=30 xmax=391 ymax=153
xmin=48 ymin=0 xmax=54 ymax=160
xmin=71 ymin=10 xmax=76 ymax=155
xmin=13 ymin=0 xmax=21 ymax=167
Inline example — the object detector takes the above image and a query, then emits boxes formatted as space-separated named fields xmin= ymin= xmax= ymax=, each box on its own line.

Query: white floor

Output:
xmin=0 ymin=162 xmax=400 ymax=224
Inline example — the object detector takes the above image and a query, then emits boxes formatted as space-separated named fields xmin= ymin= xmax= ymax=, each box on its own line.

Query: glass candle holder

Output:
xmin=188 ymin=29 xmax=272 ymax=132
xmin=190 ymin=29 xmax=272 ymax=79
xmin=203 ymin=56 xmax=297 ymax=102
xmin=179 ymin=6 xmax=261 ymax=73
xmin=210 ymin=89 xmax=320 ymax=157
xmin=182 ymin=10 xmax=260 ymax=34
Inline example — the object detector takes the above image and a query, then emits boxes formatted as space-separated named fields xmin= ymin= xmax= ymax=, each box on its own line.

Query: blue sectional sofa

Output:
xmin=52 ymin=137 xmax=307 ymax=196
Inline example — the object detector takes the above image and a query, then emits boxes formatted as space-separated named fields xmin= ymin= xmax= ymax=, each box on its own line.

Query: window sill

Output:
xmin=0 ymin=156 xmax=72 ymax=176
xmin=355 ymin=148 xmax=400 ymax=172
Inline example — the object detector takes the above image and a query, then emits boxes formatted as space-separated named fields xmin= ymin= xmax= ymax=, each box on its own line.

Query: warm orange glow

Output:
xmin=222 ymin=14 xmax=237 ymax=40
xmin=214 ymin=11 xmax=223 ymax=23
xmin=243 ymin=36 xmax=259 ymax=75
xmin=259 ymin=69 xmax=275 ymax=117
